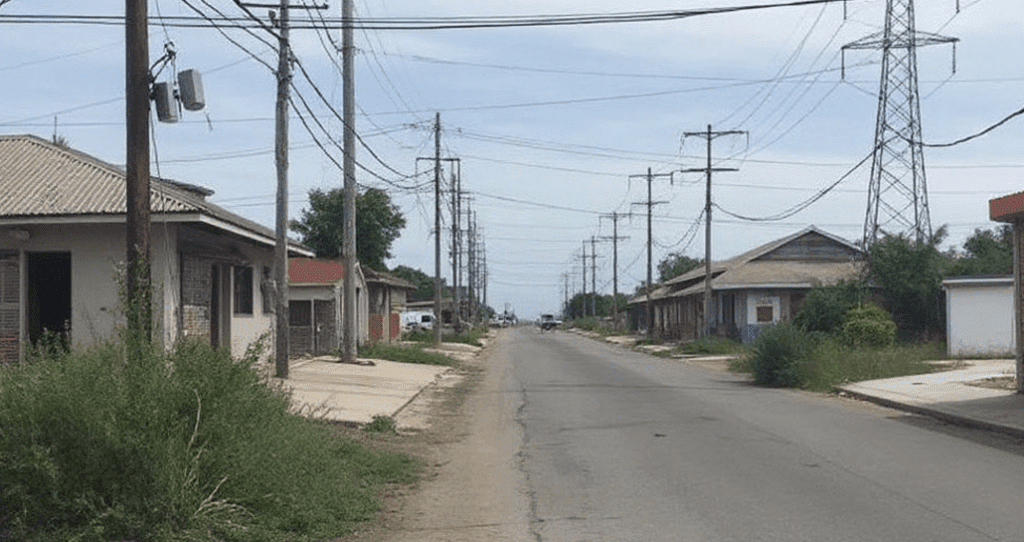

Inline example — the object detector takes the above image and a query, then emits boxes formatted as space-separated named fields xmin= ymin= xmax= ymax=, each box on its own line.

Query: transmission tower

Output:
xmin=843 ymin=0 xmax=957 ymax=244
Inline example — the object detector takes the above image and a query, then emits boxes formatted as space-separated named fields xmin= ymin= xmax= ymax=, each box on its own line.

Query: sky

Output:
xmin=1 ymin=0 xmax=1022 ymax=320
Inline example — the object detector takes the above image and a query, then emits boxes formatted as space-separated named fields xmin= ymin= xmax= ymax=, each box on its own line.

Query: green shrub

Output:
xmin=0 ymin=338 xmax=418 ymax=542
xmin=363 ymin=415 xmax=397 ymax=433
xmin=747 ymin=323 xmax=818 ymax=387
xmin=793 ymin=280 xmax=864 ymax=334
xmin=841 ymin=304 xmax=896 ymax=349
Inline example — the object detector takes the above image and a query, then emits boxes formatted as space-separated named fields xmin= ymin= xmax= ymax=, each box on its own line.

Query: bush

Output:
xmin=746 ymin=323 xmax=818 ymax=387
xmin=0 ymin=338 xmax=417 ymax=541
xmin=793 ymin=281 xmax=864 ymax=334
xmin=841 ymin=304 xmax=896 ymax=349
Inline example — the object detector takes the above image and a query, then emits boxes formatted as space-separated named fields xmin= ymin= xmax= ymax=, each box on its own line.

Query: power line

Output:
xmin=0 ymin=1 xmax=848 ymax=30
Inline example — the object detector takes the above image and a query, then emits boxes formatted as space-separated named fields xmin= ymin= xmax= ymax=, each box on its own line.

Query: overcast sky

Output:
xmin=1 ymin=0 xmax=1021 ymax=319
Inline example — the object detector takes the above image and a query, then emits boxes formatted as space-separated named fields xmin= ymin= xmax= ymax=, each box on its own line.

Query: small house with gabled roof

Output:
xmin=0 ymin=134 xmax=313 ymax=363
xmin=629 ymin=226 xmax=864 ymax=343
xmin=287 ymin=258 xmax=369 ymax=356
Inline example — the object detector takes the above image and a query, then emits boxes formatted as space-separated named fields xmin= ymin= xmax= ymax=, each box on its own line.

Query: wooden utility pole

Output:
xmin=272 ymin=0 xmax=292 ymax=377
xmin=433 ymin=113 xmax=442 ymax=344
xmin=682 ymin=125 xmax=745 ymax=338
xmin=630 ymin=168 xmax=672 ymax=337
xmin=580 ymin=242 xmax=587 ymax=318
xmin=125 ymin=0 xmax=152 ymax=346
xmin=341 ymin=0 xmax=358 ymax=363
xmin=599 ymin=212 xmax=630 ymax=323
xmin=588 ymin=236 xmax=600 ymax=317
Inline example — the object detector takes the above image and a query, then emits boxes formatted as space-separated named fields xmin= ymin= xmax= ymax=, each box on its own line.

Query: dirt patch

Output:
xmin=965 ymin=376 xmax=1017 ymax=391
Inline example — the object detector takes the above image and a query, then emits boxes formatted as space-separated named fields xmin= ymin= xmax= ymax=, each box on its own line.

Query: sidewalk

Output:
xmin=274 ymin=355 xmax=452 ymax=425
xmin=839 ymin=359 xmax=1024 ymax=439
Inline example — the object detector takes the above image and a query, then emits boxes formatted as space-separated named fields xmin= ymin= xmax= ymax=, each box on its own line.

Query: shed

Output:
xmin=288 ymin=258 xmax=368 ymax=356
xmin=942 ymin=276 xmax=1014 ymax=358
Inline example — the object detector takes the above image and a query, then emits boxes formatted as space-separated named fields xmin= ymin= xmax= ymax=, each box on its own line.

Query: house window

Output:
xmin=233 ymin=266 xmax=254 ymax=315
xmin=756 ymin=305 xmax=774 ymax=323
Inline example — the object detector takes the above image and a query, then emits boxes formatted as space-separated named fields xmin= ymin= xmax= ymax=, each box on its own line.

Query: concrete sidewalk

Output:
xmin=839 ymin=359 xmax=1024 ymax=439
xmin=274 ymin=355 xmax=452 ymax=425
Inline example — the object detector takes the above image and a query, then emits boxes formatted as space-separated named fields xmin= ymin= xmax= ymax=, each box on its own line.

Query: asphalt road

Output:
xmin=509 ymin=327 xmax=1024 ymax=541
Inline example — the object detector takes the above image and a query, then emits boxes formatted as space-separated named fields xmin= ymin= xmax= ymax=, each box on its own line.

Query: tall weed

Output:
xmin=0 ymin=338 xmax=417 ymax=541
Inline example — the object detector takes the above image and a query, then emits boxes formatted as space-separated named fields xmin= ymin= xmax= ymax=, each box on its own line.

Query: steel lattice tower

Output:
xmin=843 ymin=0 xmax=957 ymax=245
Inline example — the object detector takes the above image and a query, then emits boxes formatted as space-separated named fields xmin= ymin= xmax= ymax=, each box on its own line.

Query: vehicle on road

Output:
xmin=538 ymin=314 xmax=561 ymax=331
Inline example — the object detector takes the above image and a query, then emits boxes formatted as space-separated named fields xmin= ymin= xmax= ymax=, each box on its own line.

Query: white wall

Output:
xmin=945 ymin=282 xmax=1015 ymax=357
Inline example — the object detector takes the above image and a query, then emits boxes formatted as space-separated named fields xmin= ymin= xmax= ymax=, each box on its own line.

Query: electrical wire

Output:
xmin=0 ymin=1 xmax=848 ymax=30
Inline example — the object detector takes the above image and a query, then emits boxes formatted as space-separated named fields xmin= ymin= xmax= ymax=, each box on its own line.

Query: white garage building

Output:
xmin=942 ymin=276 xmax=1014 ymax=358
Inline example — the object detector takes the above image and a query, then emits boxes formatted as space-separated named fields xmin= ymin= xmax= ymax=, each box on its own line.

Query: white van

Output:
xmin=401 ymin=311 xmax=436 ymax=331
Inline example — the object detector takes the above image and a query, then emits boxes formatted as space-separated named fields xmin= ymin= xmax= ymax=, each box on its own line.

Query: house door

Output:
xmin=27 ymin=252 xmax=71 ymax=348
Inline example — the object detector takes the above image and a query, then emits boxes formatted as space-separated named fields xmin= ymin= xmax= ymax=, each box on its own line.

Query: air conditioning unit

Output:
xmin=153 ymin=82 xmax=179 ymax=123
xmin=177 ymin=69 xmax=205 ymax=111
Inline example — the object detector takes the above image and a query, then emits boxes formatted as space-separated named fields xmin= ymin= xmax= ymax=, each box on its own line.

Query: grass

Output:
xmin=673 ymin=336 xmax=748 ymax=356
xmin=0 ymin=337 xmax=419 ymax=542
xmin=730 ymin=333 xmax=947 ymax=392
xmin=403 ymin=326 xmax=487 ymax=347
xmin=358 ymin=342 xmax=455 ymax=365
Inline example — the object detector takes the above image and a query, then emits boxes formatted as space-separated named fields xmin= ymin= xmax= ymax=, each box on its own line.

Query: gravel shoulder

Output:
xmin=339 ymin=330 xmax=531 ymax=542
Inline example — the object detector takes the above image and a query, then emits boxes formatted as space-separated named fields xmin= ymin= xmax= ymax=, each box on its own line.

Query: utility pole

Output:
xmin=125 ymin=0 xmax=152 ymax=347
xmin=272 ymin=0 xmax=291 ymax=377
xmin=683 ymin=125 xmax=745 ymax=338
xmin=432 ymin=113 xmax=441 ymax=343
xmin=599 ymin=212 xmax=630 ymax=325
xmin=630 ymin=168 xmax=672 ymax=337
xmin=580 ymin=242 xmax=587 ymax=318
xmin=445 ymin=161 xmax=461 ymax=329
xmin=341 ymin=0 xmax=358 ymax=363
xmin=417 ymin=126 xmax=458 ymax=342
xmin=588 ymin=236 xmax=600 ymax=317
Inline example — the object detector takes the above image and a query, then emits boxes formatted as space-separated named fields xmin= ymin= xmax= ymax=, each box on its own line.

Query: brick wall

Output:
xmin=180 ymin=253 xmax=212 ymax=342
xmin=0 ymin=251 xmax=19 ymax=364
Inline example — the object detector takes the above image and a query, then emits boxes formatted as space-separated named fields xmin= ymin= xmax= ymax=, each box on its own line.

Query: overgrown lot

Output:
xmin=0 ymin=339 xmax=417 ymax=542
xmin=731 ymin=322 xmax=945 ymax=392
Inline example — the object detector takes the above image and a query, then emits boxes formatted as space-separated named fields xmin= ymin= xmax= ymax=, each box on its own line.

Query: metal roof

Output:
xmin=0 ymin=134 xmax=311 ymax=254
xmin=628 ymin=226 xmax=864 ymax=304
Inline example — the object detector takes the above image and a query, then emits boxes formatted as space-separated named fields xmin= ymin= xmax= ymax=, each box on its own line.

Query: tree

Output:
xmin=390 ymin=265 xmax=448 ymax=302
xmin=944 ymin=225 xmax=1013 ymax=277
xmin=657 ymin=252 xmax=703 ymax=282
xmin=290 ymin=187 xmax=406 ymax=271
xmin=866 ymin=227 xmax=947 ymax=340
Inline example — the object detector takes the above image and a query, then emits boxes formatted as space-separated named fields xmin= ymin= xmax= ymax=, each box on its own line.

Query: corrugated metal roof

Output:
xmin=363 ymin=267 xmax=416 ymax=290
xmin=0 ymin=134 xmax=311 ymax=255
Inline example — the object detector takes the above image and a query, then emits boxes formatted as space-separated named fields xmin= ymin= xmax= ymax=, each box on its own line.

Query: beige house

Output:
xmin=363 ymin=267 xmax=416 ymax=343
xmin=630 ymin=226 xmax=864 ymax=343
xmin=287 ymin=258 xmax=369 ymax=356
xmin=0 ymin=134 xmax=313 ymax=363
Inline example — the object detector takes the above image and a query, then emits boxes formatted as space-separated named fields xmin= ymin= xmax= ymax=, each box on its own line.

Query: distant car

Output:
xmin=539 ymin=314 xmax=561 ymax=331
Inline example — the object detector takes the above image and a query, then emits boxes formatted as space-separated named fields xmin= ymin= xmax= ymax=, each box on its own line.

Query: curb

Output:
xmin=839 ymin=386 xmax=1024 ymax=441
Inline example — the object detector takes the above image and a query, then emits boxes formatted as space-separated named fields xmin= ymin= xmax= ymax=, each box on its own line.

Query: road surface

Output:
xmin=379 ymin=327 xmax=1024 ymax=541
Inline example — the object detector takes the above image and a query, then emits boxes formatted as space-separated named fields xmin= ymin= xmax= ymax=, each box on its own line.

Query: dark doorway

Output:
xmin=27 ymin=252 xmax=71 ymax=347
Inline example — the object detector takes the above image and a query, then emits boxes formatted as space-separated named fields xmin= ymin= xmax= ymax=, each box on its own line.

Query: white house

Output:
xmin=288 ymin=258 xmax=369 ymax=356
xmin=943 ymin=276 xmax=1015 ymax=358
xmin=0 ymin=134 xmax=313 ymax=363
